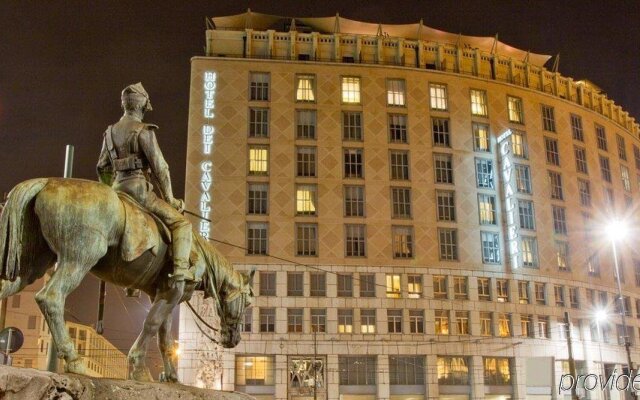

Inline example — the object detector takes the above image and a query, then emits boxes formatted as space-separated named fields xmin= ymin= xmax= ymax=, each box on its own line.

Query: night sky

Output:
xmin=1 ymin=0 xmax=639 ymax=373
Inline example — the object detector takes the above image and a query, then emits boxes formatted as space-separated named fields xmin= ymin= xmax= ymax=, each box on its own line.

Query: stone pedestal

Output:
xmin=0 ymin=365 xmax=254 ymax=400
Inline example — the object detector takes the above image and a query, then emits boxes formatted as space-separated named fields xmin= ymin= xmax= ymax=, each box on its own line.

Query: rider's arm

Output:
xmin=138 ymin=128 xmax=175 ymax=203
xmin=96 ymin=135 xmax=113 ymax=185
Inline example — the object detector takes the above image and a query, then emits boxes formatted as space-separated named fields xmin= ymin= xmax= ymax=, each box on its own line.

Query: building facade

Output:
xmin=179 ymin=12 xmax=640 ymax=400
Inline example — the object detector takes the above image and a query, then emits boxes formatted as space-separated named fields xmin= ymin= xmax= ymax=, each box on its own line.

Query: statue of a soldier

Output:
xmin=97 ymin=83 xmax=194 ymax=288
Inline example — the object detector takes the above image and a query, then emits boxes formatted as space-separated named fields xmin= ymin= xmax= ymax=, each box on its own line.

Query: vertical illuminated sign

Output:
xmin=200 ymin=71 xmax=216 ymax=238
xmin=498 ymin=129 xmax=519 ymax=269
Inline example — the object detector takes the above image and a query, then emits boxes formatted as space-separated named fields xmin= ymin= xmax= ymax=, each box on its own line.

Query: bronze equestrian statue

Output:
xmin=0 ymin=84 xmax=254 ymax=383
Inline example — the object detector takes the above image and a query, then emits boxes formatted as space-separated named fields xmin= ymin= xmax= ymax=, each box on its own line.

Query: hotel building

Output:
xmin=179 ymin=12 xmax=640 ymax=400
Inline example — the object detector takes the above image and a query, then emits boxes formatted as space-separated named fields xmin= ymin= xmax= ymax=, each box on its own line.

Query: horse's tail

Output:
xmin=0 ymin=178 xmax=49 ymax=281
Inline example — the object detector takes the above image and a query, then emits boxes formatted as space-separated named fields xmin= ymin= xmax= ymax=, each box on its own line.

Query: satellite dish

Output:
xmin=0 ymin=327 xmax=24 ymax=354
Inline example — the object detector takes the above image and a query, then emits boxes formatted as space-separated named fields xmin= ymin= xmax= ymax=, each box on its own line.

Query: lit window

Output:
xmin=478 ymin=278 xmax=491 ymax=301
xmin=515 ymin=164 xmax=532 ymax=193
xmin=510 ymin=130 xmax=527 ymax=158
xmin=497 ymin=314 xmax=511 ymax=337
xmin=392 ymin=226 xmax=413 ymax=258
xmin=496 ymin=279 xmax=509 ymax=302
xmin=473 ymin=122 xmax=490 ymax=152
xmin=435 ymin=310 xmax=449 ymax=335
xmin=430 ymin=83 xmax=448 ymax=110
xmin=341 ymin=76 xmax=361 ymax=104
xmin=407 ymin=275 xmax=422 ymax=298
xmin=541 ymin=105 xmax=555 ymax=132
xmin=456 ymin=311 xmax=469 ymax=335
xmin=470 ymin=89 xmax=488 ymax=116
xmin=360 ymin=309 xmax=376 ymax=334
xmin=520 ymin=236 xmax=538 ymax=268
xmin=518 ymin=281 xmax=529 ymax=304
xmin=478 ymin=194 xmax=497 ymax=225
xmin=295 ymin=74 xmax=316 ymax=102
xmin=480 ymin=312 xmax=492 ymax=336
xmin=386 ymin=274 xmax=401 ymax=298
xmin=386 ymin=79 xmax=406 ymax=106
xmin=236 ymin=356 xmax=275 ymax=385
xmin=248 ymin=146 xmax=268 ymax=175
xmin=296 ymin=184 xmax=317 ymax=215
xmin=521 ymin=315 xmax=534 ymax=337
xmin=484 ymin=357 xmax=512 ymax=385
xmin=433 ymin=275 xmax=447 ymax=299
xmin=437 ymin=356 xmax=469 ymax=385
xmin=621 ymin=165 xmax=631 ymax=192
xmin=507 ymin=96 xmax=524 ymax=123
xmin=338 ymin=309 xmax=353 ymax=333
xmin=453 ymin=276 xmax=468 ymax=300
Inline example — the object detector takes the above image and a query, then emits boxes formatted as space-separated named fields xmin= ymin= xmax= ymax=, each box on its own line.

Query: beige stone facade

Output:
xmin=179 ymin=21 xmax=640 ymax=400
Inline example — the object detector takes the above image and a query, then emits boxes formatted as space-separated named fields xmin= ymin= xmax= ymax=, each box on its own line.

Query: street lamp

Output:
xmin=594 ymin=309 xmax=607 ymax=375
xmin=604 ymin=220 xmax=634 ymax=378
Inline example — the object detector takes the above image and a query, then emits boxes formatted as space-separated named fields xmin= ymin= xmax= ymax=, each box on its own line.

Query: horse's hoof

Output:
xmin=165 ymin=372 xmax=179 ymax=383
xmin=131 ymin=367 xmax=153 ymax=382
xmin=65 ymin=358 xmax=86 ymax=375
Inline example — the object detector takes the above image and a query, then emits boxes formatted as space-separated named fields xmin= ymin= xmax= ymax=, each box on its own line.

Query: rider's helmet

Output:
xmin=121 ymin=82 xmax=153 ymax=112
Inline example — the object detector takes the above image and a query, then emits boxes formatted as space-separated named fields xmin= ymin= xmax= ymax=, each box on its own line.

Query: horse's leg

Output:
xmin=34 ymin=247 xmax=104 ymax=374
xmin=158 ymin=312 xmax=179 ymax=382
xmin=129 ymin=282 xmax=183 ymax=382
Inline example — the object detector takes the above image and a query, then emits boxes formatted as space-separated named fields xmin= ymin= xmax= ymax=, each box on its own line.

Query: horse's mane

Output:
xmin=193 ymin=233 xmax=244 ymax=297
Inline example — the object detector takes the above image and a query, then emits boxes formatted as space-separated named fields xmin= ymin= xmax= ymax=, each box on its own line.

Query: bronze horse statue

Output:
xmin=0 ymin=177 xmax=254 ymax=382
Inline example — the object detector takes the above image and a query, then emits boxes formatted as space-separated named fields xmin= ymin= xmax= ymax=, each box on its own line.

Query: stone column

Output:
xmin=512 ymin=355 xmax=526 ymax=399
xmin=471 ymin=355 xmax=485 ymax=400
xmin=275 ymin=354 xmax=288 ymax=400
xmin=426 ymin=354 xmax=439 ymax=399
xmin=327 ymin=354 xmax=340 ymax=400
xmin=377 ymin=354 xmax=390 ymax=400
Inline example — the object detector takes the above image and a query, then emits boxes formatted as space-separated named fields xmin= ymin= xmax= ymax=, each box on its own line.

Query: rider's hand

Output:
xmin=170 ymin=198 xmax=185 ymax=213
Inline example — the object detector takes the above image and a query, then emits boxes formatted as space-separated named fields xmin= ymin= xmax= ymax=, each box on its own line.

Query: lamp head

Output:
xmin=605 ymin=220 xmax=628 ymax=242
xmin=595 ymin=309 xmax=608 ymax=323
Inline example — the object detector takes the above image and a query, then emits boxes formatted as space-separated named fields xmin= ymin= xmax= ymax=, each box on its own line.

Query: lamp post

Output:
xmin=605 ymin=221 xmax=634 ymax=387
xmin=595 ymin=309 xmax=608 ymax=400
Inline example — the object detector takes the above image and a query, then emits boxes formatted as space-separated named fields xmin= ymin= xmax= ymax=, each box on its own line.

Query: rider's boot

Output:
xmin=167 ymin=231 xmax=194 ymax=285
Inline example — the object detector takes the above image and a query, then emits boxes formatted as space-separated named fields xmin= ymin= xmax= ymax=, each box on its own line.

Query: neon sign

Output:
xmin=498 ymin=129 xmax=519 ymax=269
xmin=199 ymin=71 xmax=216 ymax=238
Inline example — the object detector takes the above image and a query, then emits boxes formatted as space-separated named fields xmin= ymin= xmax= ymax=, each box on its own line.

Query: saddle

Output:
xmin=117 ymin=192 xmax=171 ymax=262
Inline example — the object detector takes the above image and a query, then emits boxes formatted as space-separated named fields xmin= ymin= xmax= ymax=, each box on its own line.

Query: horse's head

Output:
xmin=214 ymin=269 xmax=255 ymax=348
